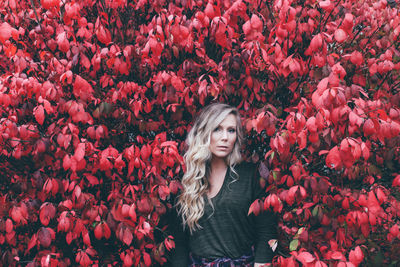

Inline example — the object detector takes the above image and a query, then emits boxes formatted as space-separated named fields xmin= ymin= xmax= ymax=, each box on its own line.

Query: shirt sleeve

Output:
xmin=168 ymin=204 xmax=190 ymax=267
xmin=251 ymin=162 xmax=278 ymax=263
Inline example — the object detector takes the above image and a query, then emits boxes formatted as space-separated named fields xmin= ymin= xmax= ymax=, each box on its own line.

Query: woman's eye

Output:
xmin=213 ymin=127 xmax=221 ymax=132
xmin=228 ymin=129 xmax=236 ymax=133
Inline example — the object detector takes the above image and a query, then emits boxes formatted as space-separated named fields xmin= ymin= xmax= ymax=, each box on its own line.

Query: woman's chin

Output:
xmin=211 ymin=153 xmax=230 ymax=160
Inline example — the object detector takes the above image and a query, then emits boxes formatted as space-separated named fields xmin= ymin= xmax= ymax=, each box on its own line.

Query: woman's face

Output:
xmin=209 ymin=114 xmax=237 ymax=160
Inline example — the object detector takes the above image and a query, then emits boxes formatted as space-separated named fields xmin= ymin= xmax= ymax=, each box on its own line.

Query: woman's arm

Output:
xmin=252 ymin=162 xmax=278 ymax=264
xmin=167 ymin=204 xmax=190 ymax=266
xmin=253 ymin=212 xmax=277 ymax=263
xmin=254 ymin=263 xmax=271 ymax=267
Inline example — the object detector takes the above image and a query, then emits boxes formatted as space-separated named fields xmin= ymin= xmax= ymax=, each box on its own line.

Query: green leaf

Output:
xmin=99 ymin=102 xmax=112 ymax=114
xmin=272 ymin=171 xmax=277 ymax=181
xmin=289 ymin=239 xmax=299 ymax=251
xmin=294 ymin=227 xmax=305 ymax=239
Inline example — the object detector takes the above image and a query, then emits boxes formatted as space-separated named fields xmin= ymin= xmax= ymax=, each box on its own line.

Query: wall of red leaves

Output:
xmin=0 ymin=0 xmax=399 ymax=266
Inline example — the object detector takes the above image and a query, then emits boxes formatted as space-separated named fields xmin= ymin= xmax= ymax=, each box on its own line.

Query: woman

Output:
xmin=170 ymin=103 xmax=277 ymax=267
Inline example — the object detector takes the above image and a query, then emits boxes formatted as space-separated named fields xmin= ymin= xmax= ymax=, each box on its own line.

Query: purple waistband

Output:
xmin=188 ymin=246 xmax=255 ymax=267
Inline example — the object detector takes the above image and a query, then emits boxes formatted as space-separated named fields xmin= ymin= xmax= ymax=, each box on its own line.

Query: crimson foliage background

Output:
xmin=0 ymin=0 xmax=399 ymax=266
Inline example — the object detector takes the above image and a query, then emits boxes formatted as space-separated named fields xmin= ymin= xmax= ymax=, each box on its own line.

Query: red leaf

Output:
xmin=6 ymin=218 xmax=13 ymax=233
xmin=169 ymin=180 xmax=181 ymax=195
xmin=85 ymin=173 xmax=99 ymax=185
xmin=56 ymin=32 xmax=70 ymax=53
xmin=39 ymin=203 xmax=56 ymax=226
xmin=123 ymin=254 xmax=133 ymax=266
xmin=137 ymin=197 xmax=152 ymax=214
xmin=164 ymin=236 xmax=175 ymax=251
xmin=140 ymin=144 xmax=150 ymax=161
xmin=74 ymin=143 xmax=86 ymax=161
xmin=26 ymin=234 xmax=37 ymax=254
xmin=349 ymin=246 xmax=364 ymax=265
xmin=315 ymin=261 xmax=328 ymax=267
xmin=342 ymin=198 xmax=350 ymax=209
xmin=363 ymin=119 xmax=376 ymax=136
xmin=309 ymin=34 xmax=323 ymax=52
xmin=63 ymin=154 xmax=71 ymax=170
xmin=143 ymin=252 xmax=152 ymax=267
xmin=367 ymin=191 xmax=381 ymax=214
xmin=350 ymin=51 xmax=363 ymax=66
xmin=326 ymin=146 xmax=342 ymax=169
xmin=390 ymin=224 xmax=399 ymax=236
xmin=122 ymin=228 xmax=133 ymax=245
xmin=213 ymin=17 xmax=229 ymax=48
xmin=94 ymin=224 xmax=103 ymax=240
xmin=242 ymin=20 xmax=251 ymax=36
xmin=96 ymin=25 xmax=111 ymax=44
xmin=369 ymin=63 xmax=378 ymax=76
xmin=73 ymin=75 xmax=94 ymax=102
xmin=41 ymin=0 xmax=59 ymax=9
xmin=342 ymin=13 xmax=354 ymax=32
xmin=10 ymin=206 xmax=24 ymax=224
xmin=83 ymin=230 xmax=91 ymax=246
xmin=34 ymin=105 xmax=45 ymax=125
xmin=103 ymin=222 xmax=111 ymax=239
xmin=204 ymin=2 xmax=215 ymax=18
xmin=306 ymin=116 xmax=317 ymax=132
xmin=297 ymin=251 xmax=315 ymax=264
xmin=331 ymin=251 xmax=344 ymax=260
xmin=393 ymin=175 xmax=400 ymax=187
xmin=319 ymin=0 xmax=333 ymax=11
xmin=38 ymin=227 xmax=51 ymax=247
xmin=121 ymin=204 xmax=130 ymax=217
xmin=0 ymin=22 xmax=12 ymax=43
xmin=334 ymin=29 xmax=347 ymax=43
xmin=76 ymin=251 xmax=92 ymax=266
xmin=375 ymin=188 xmax=387 ymax=204
xmin=248 ymin=199 xmax=261 ymax=216
xmin=129 ymin=204 xmax=137 ymax=222
xmin=171 ymin=76 xmax=184 ymax=91
xmin=250 ymin=14 xmax=263 ymax=31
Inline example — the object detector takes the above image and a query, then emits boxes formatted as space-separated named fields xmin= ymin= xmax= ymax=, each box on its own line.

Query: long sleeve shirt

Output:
xmin=169 ymin=161 xmax=277 ymax=266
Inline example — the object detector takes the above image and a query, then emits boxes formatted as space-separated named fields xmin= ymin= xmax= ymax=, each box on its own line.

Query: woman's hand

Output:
xmin=254 ymin=263 xmax=271 ymax=267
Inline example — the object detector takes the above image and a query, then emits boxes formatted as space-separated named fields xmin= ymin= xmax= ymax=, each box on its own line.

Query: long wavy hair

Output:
xmin=176 ymin=103 xmax=244 ymax=233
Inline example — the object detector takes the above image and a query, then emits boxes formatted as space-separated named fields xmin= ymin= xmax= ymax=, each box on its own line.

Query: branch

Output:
xmin=30 ymin=0 xmax=42 ymax=31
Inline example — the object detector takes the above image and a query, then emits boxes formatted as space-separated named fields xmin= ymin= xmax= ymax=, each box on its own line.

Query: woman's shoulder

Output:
xmin=234 ymin=161 xmax=259 ymax=178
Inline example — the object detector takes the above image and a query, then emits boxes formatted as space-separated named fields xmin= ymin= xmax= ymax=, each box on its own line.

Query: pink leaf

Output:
xmin=34 ymin=105 xmax=45 ymax=125
xmin=297 ymin=251 xmax=315 ymax=264
xmin=0 ymin=22 xmax=12 ymax=43
xmin=334 ymin=29 xmax=347 ymax=43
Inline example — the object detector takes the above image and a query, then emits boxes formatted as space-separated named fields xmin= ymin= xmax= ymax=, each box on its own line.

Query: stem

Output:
xmin=364 ymin=24 xmax=384 ymax=48
xmin=390 ymin=81 xmax=400 ymax=91
xmin=315 ymin=0 xmax=342 ymax=36
xmin=321 ymin=0 xmax=342 ymax=30
xmin=348 ymin=24 xmax=364 ymax=46
xmin=265 ymin=0 xmax=275 ymax=24
xmin=30 ymin=0 xmax=42 ymax=31
xmin=8 ymin=138 xmax=32 ymax=143
xmin=375 ymin=72 xmax=391 ymax=92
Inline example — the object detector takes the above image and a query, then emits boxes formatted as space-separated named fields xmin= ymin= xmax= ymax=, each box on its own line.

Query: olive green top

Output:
xmin=169 ymin=161 xmax=277 ymax=266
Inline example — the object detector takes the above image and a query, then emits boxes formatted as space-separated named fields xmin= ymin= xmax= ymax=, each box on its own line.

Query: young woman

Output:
xmin=170 ymin=103 xmax=277 ymax=267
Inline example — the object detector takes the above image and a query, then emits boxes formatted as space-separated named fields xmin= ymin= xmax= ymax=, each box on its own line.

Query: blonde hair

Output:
xmin=176 ymin=103 xmax=244 ymax=233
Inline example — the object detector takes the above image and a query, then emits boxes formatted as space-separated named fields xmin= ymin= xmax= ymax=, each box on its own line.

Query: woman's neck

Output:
xmin=210 ymin=156 xmax=228 ymax=173
xmin=207 ymin=157 xmax=228 ymax=195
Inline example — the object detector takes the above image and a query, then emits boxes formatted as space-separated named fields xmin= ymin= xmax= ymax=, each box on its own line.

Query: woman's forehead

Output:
xmin=218 ymin=114 xmax=237 ymax=127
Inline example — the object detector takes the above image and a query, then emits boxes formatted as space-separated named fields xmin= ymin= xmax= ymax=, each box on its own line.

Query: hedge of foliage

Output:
xmin=0 ymin=0 xmax=399 ymax=266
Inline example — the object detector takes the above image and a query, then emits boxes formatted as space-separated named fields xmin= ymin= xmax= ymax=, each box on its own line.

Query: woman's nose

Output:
xmin=221 ymin=130 xmax=228 ymax=140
